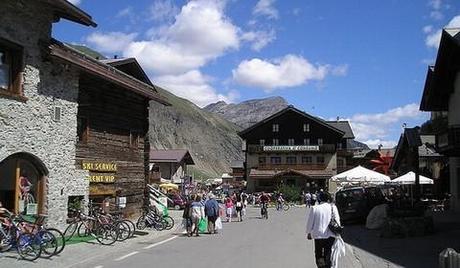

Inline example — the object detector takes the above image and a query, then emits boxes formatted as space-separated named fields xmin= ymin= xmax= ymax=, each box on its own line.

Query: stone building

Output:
xmin=0 ymin=0 xmax=167 ymax=227
xmin=239 ymin=106 xmax=345 ymax=193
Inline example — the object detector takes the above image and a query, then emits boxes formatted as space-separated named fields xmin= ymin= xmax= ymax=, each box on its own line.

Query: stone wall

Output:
xmin=0 ymin=1 xmax=88 ymax=229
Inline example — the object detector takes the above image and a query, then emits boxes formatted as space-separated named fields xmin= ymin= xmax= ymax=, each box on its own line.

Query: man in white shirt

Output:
xmin=306 ymin=192 xmax=341 ymax=268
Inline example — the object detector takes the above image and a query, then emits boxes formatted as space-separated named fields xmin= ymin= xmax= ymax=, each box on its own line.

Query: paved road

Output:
xmin=81 ymin=206 xmax=318 ymax=268
xmin=0 ymin=207 xmax=365 ymax=268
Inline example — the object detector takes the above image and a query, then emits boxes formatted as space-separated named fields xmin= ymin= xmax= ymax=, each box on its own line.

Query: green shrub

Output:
xmin=276 ymin=184 xmax=302 ymax=202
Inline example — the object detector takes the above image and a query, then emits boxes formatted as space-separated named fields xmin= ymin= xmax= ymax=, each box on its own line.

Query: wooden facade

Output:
xmin=76 ymin=75 xmax=150 ymax=216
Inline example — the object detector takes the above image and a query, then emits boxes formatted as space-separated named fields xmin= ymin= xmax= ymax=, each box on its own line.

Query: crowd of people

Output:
xmin=181 ymin=191 xmax=250 ymax=237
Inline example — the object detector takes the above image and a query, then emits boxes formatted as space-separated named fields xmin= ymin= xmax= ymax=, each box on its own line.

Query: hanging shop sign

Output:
xmin=82 ymin=161 xmax=117 ymax=172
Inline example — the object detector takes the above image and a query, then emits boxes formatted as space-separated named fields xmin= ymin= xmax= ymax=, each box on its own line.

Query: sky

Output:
xmin=56 ymin=0 xmax=460 ymax=148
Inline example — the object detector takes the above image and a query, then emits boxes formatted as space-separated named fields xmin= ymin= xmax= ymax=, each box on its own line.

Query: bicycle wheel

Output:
xmin=163 ymin=216 xmax=174 ymax=230
xmin=114 ymin=221 xmax=130 ymax=241
xmin=17 ymin=233 xmax=42 ymax=261
xmin=123 ymin=220 xmax=136 ymax=238
xmin=136 ymin=215 xmax=147 ymax=230
xmin=95 ymin=224 xmax=118 ymax=246
xmin=77 ymin=220 xmax=94 ymax=237
xmin=63 ymin=222 xmax=79 ymax=241
xmin=46 ymin=228 xmax=66 ymax=255
xmin=283 ymin=203 xmax=290 ymax=211
xmin=0 ymin=228 xmax=13 ymax=252
xmin=36 ymin=230 xmax=58 ymax=258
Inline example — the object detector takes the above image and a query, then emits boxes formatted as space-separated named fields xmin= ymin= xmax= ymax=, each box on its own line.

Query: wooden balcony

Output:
xmin=247 ymin=144 xmax=336 ymax=153
xmin=436 ymin=125 xmax=460 ymax=156
xmin=258 ymin=163 xmax=327 ymax=170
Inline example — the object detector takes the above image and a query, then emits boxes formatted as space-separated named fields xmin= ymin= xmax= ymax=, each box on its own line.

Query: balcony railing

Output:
xmin=258 ymin=163 xmax=327 ymax=170
xmin=247 ymin=144 xmax=336 ymax=153
xmin=436 ymin=125 xmax=460 ymax=155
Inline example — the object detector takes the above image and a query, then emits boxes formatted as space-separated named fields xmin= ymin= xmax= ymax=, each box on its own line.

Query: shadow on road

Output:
xmin=342 ymin=211 xmax=460 ymax=268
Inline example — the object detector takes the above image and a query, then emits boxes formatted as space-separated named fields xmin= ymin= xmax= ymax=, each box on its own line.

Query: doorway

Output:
xmin=0 ymin=153 xmax=47 ymax=215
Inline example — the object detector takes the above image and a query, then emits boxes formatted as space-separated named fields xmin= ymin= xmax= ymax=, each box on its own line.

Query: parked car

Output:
xmin=167 ymin=194 xmax=186 ymax=210
xmin=335 ymin=186 xmax=386 ymax=223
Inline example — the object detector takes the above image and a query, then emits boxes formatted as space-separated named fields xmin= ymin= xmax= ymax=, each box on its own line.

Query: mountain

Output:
xmin=347 ymin=140 xmax=370 ymax=150
xmin=149 ymin=88 xmax=243 ymax=178
xmin=204 ymin=96 xmax=289 ymax=129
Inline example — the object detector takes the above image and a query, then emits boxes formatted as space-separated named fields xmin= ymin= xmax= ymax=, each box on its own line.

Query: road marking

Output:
xmin=94 ymin=266 xmax=103 ymax=268
xmin=143 ymin=235 xmax=178 ymax=249
xmin=114 ymin=251 xmax=139 ymax=261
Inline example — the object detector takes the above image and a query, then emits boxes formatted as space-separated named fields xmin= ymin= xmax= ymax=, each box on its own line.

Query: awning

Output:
xmin=392 ymin=172 xmax=434 ymax=185
xmin=331 ymin=165 xmax=390 ymax=184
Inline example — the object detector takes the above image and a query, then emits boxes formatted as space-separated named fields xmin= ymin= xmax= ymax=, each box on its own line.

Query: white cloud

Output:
xmin=241 ymin=29 xmax=276 ymax=51
xmin=428 ymin=0 xmax=444 ymax=20
xmin=86 ymin=32 xmax=138 ymax=54
xmin=423 ymin=25 xmax=433 ymax=33
xmin=68 ymin=0 xmax=81 ymax=5
xmin=124 ymin=0 xmax=239 ymax=75
xmin=116 ymin=7 xmax=133 ymax=18
xmin=363 ymin=139 xmax=398 ymax=149
xmin=232 ymin=55 xmax=346 ymax=92
xmin=344 ymin=103 xmax=425 ymax=148
xmin=154 ymin=70 xmax=238 ymax=107
xmin=149 ymin=0 xmax=179 ymax=22
xmin=430 ymin=10 xmax=444 ymax=20
xmin=425 ymin=15 xmax=460 ymax=48
xmin=253 ymin=0 xmax=279 ymax=20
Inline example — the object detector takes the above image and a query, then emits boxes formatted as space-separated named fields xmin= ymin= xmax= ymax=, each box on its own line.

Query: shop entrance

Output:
xmin=0 ymin=153 xmax=48 ymax=214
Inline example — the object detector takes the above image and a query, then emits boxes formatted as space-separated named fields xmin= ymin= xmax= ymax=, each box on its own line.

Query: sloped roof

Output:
xmin=41 ymin=0 xmax=97 ymax=27
xmin=100 ymin=58 xmax=154 ymax=86
xmin=238 ymin=106 xmax=345 ymax=138
xmin=48 ymin=39 xmax=169 ymax=105
xmin=150 ymin=149 xmax=195 ymax=165
xmin=326 ymin=121 xmax=355 ymax=139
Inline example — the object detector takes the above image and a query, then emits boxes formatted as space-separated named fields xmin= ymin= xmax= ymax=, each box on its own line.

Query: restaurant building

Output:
xmin=0 ymin=0 xmax=168 ymax=226
xmin=239 ymin=106 xmax=345 ymax=193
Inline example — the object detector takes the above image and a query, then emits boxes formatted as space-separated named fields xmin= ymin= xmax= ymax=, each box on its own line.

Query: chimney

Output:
xmin=114 ymin=55 xmax=118 ymax=59
xmin=336 ymin=116 xmax=340 ymax=122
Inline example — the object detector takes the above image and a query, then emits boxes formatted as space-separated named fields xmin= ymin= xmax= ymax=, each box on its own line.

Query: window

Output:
xmin=270 ymin=157 xmax=281 ymax=164
xmin=318 ymin=138 xmax=323 ymax=145
xmin=272 ymin=139 xmax=279 ymax=146
xmin=0 ymin=39 xmax=23 ymax=98
xmin=304 ymin=138 xmax=310 ymax=145
xmin=260 ymin=139 xmax=265 ymax=146
xmin=288 ymin=138 xmax=295 ymax=146
xmin=303 ymin=123 xmax=310 ymax=132
xmin=286 ymin=156 xmax=297 ymax=164
xmin=317 ymin=156 xmax=325 ymax=164
xmin=130 ymin=130 xmax=140 ymax=148
xmin=301 ymin=156 xmax=312 ymax=164
xmin=337 ymin=158 xmax=345 ymax=167
xmin=272 ymin=124 xmax=279 ymax=132
xmin=77 ymin=117 xmax=89 ymax=143
xmin=337 ymin=143 xmax=343 ymax=150
xmin=258 ymin=157 xmax=266 ymax=164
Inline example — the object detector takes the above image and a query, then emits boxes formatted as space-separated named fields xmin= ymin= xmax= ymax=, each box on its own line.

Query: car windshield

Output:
xmin=337 ymin=189 xmax=364 ymax=203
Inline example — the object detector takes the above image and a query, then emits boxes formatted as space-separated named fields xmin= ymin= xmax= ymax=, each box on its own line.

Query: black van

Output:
xmin=335 ymin=186 xmax=386 ymax=223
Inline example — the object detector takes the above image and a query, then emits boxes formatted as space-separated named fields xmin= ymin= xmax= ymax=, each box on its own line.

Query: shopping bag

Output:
xmin=215 ymin=217 xmax=223 ymax=230
xmin=198 ymin=218 xmax=207 ymax=233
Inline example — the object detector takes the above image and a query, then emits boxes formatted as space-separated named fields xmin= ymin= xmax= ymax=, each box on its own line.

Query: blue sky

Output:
xmin=56 ymin=0 xmax=460 ymax=148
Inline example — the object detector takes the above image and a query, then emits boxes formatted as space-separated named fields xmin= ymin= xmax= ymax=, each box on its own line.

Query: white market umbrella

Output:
xmin=392 ymin=171 xmax=434 ymax=185
xmin=331 ymin=165 xmax=391 ymax=184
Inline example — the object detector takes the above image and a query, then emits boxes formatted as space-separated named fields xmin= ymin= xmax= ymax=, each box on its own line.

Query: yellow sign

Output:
xmin=82 ymin=162 xmax=117 ymax=172
xmin=89 ymin=174 xmax=115 ymax=183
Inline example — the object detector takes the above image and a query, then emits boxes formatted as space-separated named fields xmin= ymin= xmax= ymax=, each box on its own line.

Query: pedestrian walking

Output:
xmin=205 ymin=194 xmax=220 ymax=234
xmin=235 ymin=193 xmax=243 ymax=221
xmin=225 ymin=196 xmax=234 ymax=222
xmin=241 ymin=191 xmax=248 ymax=216
xmin=305 ymin=192 xmax=312 ymax=208
xmin=182 ymin=196 xmax=193 ymax=236
xmin=311 ymin=192 xmax=317 ymax=206
xmin=190 ymin=195 xmax=205 ymax=237
xmin=306 ymin=192 xmax=341 ymax=268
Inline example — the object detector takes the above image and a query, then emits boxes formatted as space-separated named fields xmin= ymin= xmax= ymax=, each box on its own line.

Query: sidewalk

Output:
xmin=342 ymin=211 xmax=460 ymax=268
xmin=0 ymin=210 xmax=185 ymax=268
